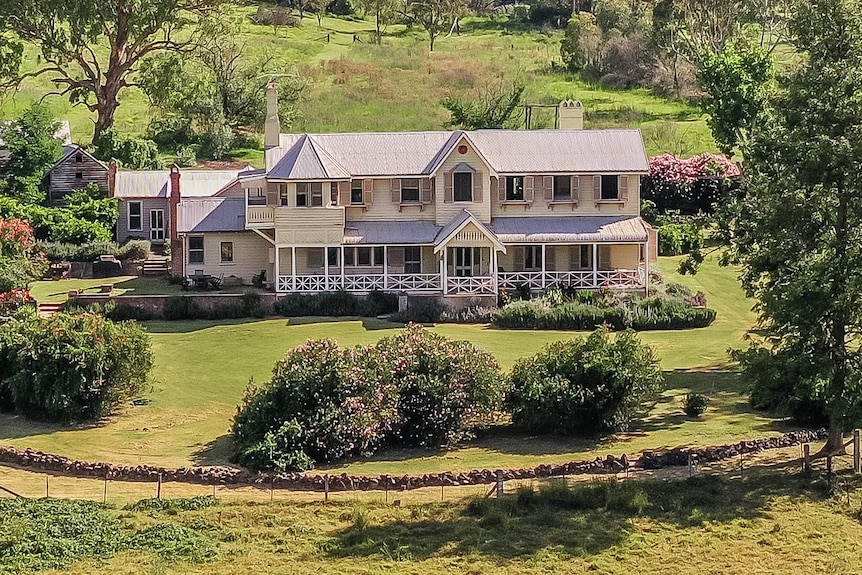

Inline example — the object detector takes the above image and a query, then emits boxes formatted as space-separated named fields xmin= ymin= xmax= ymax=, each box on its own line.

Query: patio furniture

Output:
xmin=252 ymin=269 xmax=267 ymax=288
xmin=189 ymin=270 xmax=212 ymax=290
xmin=208 ymin=273 xmax=224 ymax=290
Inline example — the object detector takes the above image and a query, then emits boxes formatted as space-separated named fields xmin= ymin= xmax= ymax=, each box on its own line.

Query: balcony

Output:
xmin=498 ymin=267 xmax=645 ymax=291
xmin=277 ymin=273 xmax=442 ymax=293
xmin=247 ymin=206 xmax=275 ymax=226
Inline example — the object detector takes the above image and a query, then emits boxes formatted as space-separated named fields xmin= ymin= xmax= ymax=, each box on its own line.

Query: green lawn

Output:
xmin=0 ymin=8 xmax=716 ymax=160
xmin=2 ymin=253 xmax=773 ymax=473
xmin=29 ymin=276 xmax=260 ymax=303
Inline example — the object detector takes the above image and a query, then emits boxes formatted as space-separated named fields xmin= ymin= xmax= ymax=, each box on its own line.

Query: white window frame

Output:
xmin=453 ymin=172 xmax=473 ymax=202
xmin=188 ymin=236 xmax=204 ymax=264
xmin=401 ymin=178 xmax=420 ymax=204
xmin=404 ymin=246 xmax=422 ymax=274
xmin=600 ymin=175 xmax=620 ymax=201
xmin=351 ymin=180 xmax=364 ymax=205
xmin=506 ymin=176 xmax=525 ymax=201
xmin=128 ymin=201 xmax=142 ymax=231
xmin=524 ymin=245 xmax=542 ymax=271
xmin=553 ymin=176 xmax=572 ymax=201
xmin=344 ymin=246 xmax=384 ymax=267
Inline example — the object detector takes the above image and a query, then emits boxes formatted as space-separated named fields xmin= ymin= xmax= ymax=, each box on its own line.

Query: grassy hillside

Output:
xmin=0 ymin=7 xmax=716 ymax=164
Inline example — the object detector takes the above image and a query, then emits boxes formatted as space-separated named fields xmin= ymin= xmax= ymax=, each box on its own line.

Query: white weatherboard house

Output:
xmin=171 ymin=87 xmax=657 ymax=302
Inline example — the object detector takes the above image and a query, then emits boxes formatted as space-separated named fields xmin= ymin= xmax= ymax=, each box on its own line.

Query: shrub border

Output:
xmin=0 ymin=429 xmax=825 ymax=492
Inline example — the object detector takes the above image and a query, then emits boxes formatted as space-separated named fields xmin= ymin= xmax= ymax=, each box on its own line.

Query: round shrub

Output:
xmin=231 ymin=340 xmax=396 ymax=471
xmin=376 ymin=324 xmax=505 ymax=447
xmin=507 ymin=328 xmax=663 ymax=435
xmin=0 ymin=310 xmax=154 ymax=421
xmin=682 ymin=392 xmax=710 ymax=417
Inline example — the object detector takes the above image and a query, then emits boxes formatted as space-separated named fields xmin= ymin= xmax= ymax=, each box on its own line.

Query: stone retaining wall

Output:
xmin=0 ymin=430 xmax=826 ymax=492
xmin=68 ymin=293 xmax=278 ymax=317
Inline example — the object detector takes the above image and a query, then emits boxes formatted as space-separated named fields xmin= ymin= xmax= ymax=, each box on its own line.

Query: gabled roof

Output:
xmin=269 ymin=134 xmax=351 ymax=180
xmin=177 ymin=198 xmax=246 ymax=233
xmin=51 ymin=144 xmax=107 ymax=171
xmin=490 ymin=215 xmax=649 ymax=243
xmin=433 ymin=210 xmax=506 ymax=254
xmin=114 ymin=169 xmax=247 ymax=198
xmin=265 ymin=129 xmax=649 ymax=179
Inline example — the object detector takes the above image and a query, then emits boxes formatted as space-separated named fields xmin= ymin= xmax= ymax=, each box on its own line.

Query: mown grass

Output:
xmin=9 ymin=470 xmax=862 ymax=575
xmin=1 ymin=253 xmax=769 ymax=474
xmin=28 ymin=276 xmax=255 ymax=303
xmin=0 ymin=7 xmax=715 ymax=159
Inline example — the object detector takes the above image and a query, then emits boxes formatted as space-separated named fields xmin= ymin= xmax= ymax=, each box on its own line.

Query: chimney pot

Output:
xmin=265 ymin=82 xmax=281 ymax=149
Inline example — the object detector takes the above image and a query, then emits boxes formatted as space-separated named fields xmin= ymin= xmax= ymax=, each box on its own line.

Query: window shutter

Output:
xmin=524 ymin=176 xmax=534 ymax=202
xmin=444 ymin=170 xmax=454 ymax=203
xmin=593 ymin=175 xmax=601 ymax=200
xmin=363 ymin=179 xmax=373 ymax=193
xmin=619 ymin=175 xmax=629 ymax=201
xmin=513 ymin=246 xmax=525 ymax=272
xmin=388 ymin=246 xmax=405 ymax=267
xmin=391 ymin=178 xmax=401 ymax=203
xmin=497 ymin=176 xmax=505 ymax=202
xmin=473 ymin=171 xmax=483 ymax=202
xmin=545 ymin=246 xmax=556 ymax=271
xmin=339 ymin=181 xmax=351 ymax=206
xmin=571 ymin=176 xmax=580 ymax=202
xmin=543 ymin=176 xmax=553 ymax=201
xmin=421 ymin=178 xmax=433 ymax=204
xmin=266 ymin=183 xmax=278 ymax=206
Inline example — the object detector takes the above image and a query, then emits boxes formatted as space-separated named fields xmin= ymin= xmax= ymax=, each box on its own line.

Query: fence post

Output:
xmin=854 ymin=429 xmax=861 ymax=474
xmin=270 ymin=477 xmax=275 ymax=502
xmin=324 ymin=475 xmax=329 ymax=503
xmin=496 ymin=470 xmax=504 ymax=498
xmin=45 ymin=475 xmax=49 ymax=498
xmin=803 ymin=443 xmax=811 ymax=474
xmin=157 ymin=473 xmax=162 ymax=499
xmin=103 ymin=478 xmax=108 ymax=504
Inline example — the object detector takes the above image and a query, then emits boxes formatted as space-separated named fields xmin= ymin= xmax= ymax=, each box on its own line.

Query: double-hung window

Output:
xmin=344 ymin=246 xmax=384 ymax=267
xmin=128 ymin=201 xmax=142 ymax=231
xmin=220 ymin=242 xmax=233 ymax=263
xmin=279 ymin=184 xmax=289 ymax=206
xmin=600 ymin=175 xmax=619 ymax=200
xmin=296 ymin=182 xmax=324 ymax=207
xmin=524 ymin=246 xmax=542 ymax=270
xmin=189 ymin=237 xmax=204 ymax=264
xmin=351 ymin=180 xmax=364 ymax=205
xmin=506 ymin=176 xmax=524 ymax=201
xmin=404 ymin=246 xmax=422 ymax=274
xmin=454 ymin=172 xmax=473 ymax=202
xmin=401 ymin=178 xmax=420 ymax=203
xmin=554 ymin=176 xmax=572 ymax=200
xmin=248 ymin=188 xmax=266 ymax=206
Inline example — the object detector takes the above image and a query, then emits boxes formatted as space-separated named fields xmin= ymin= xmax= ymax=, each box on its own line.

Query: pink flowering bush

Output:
xmin=231 ymin=325 xmax=504 ymax=471
xmin=642 ymin=154 xmax=741 ymax=215
xmin=0 ymin=218 xmax=47 ymax=294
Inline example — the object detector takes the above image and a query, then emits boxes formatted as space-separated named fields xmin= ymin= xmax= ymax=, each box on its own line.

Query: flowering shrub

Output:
xmin=642 ymin=153 xmax=741 ymax=215
xmin=0 ymin=288 xmax=34 ymax=314
xmin=376 ymin=324 xmax=504 ymax=447
xmin=0 ymin=218 xmax=47 ymax=294
xmin=231 ymin=325 xmax=505 ymax=471
xmin=0 ymin=311 xmax=153 ymax=422
xmin=507 ymin=328 xmax=663 ymax=435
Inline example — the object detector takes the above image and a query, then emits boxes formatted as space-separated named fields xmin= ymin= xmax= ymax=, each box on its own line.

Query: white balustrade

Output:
xmin=247 ymin=206 xmax=275 ymax=224
xmin=388 ymin=274 xmax=441 ymax=291
xmin=445 ymin=276 xmax=495 ymax=295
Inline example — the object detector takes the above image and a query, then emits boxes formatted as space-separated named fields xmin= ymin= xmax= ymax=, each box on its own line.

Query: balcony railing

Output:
xmin=445 ymin=276 xmax=495 ymax=295
xmin=247 ymin=206 xmax=274 ymax=225
xmin=278 ymin=273 xmax=441 ymax=293
xmin=498 ymin=268 xmax=645 ymax=291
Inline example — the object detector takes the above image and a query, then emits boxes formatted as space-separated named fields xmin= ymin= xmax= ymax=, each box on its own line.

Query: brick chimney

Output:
xmin=169 ymin=165 xmax=184 ymax=277
xmin=264 ymin=82 xmax=281 ymax=149
xmin=558 ymin=99 xmax=584 ymax=130
xmin=107 ymin=160 xmax=118 ymax=197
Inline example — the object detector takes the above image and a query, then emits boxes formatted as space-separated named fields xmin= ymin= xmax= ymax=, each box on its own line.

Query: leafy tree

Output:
xmin=724 ymin=0 xmax=862 ymax=454
xmin=0 ymin=104 xmax=62 ymax=204
xmin=593 ymin=0 xmax=632 ymax=34
xmin=508 ymin=328 xmax=663 ymax=435
xmin=408 ymin=0 xmax=463 ymax=51
xmin=93 ymin=129 xmax=163 ymax=170
xmin=560 ymin=13 xmax=602 ymax=72
xmin=357 ymin=0 xmax=398 ymax=43
xmin=698 ymin=44 xmax=772 ymax=156
xmin=0 ymin=0 xmax=226 ymax=143
xmin=66 ymin=184 xmax=119 ymax=232
xmin=443 ymin=82 xmax=525 ymax=130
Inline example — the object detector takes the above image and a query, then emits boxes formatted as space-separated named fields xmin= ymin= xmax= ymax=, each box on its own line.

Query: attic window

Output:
xmin=75 ymin=171 xmax=83 ymax=179
xmin=75 ymin=153 xmax=83 ymax=163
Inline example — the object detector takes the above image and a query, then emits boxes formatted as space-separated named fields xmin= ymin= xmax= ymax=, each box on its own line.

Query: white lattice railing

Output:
xmin=445 ymin=276 xmax=495 ymax=295
xmin=499 ymin=269 xmax=645 ymax=291
xmin=388 ymin=274 xmax=441 ymax=291
xmin=247 ymin=206 xmax=274 ymax=225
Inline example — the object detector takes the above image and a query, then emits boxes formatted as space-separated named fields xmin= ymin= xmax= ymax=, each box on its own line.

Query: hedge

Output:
xmin=272 ymin=290 xmax=397 ymax=318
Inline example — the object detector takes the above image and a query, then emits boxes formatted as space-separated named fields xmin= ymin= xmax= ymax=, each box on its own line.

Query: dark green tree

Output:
xmin=698 ymin=44 xmax=772 ymax=156
xmin=0 ymin=0 xmax=225 ymax=143
xmin=726 ymin=0 xmax=862 ymax=454
xmin=0 ymin=104 xmax=62 ymax=204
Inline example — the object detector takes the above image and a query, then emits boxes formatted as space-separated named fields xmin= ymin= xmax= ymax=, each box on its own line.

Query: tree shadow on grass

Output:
xmin=143 ymin=318 xmax=278 ymax=333
xmin=189 ymin=433 xmax=236 ymax=467
xmin=328 ymin=471 xmax=821 ymax=562
xmin=0 ymin=412 xmax=111 ymax=441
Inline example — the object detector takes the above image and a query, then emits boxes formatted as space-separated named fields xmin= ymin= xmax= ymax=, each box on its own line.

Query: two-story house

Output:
xmin=172 ymin=87 xmax=656 ymax=302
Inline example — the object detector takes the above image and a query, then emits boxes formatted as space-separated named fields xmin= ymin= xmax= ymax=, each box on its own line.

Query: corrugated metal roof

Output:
xmin=269 ymin=134 xmax=351 ymax=180
xmin=114 ymin=169 xmax=246 ymax=198
xmin=490 ymin=216 xmax=649 ymax=243
xmin=266 ymin=129 xmax=648 ymax=178
xmin=433 ymin=209 xmax=506 ymax=253
xmin=343 ymin=220 xmax=441 ymax=244
xmin=467 ymin=130 xmax=650 ymax=174
xmin=177 ymin=198 xmax=246 ymax=233
xmin=114 ymin=171 xmax=170 ymax=198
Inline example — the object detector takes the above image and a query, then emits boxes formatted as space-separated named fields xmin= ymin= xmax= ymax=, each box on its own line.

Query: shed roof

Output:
xmin=490 ymin=216 xmax=649 ymax=243
xmin=343 ymin=220 xmax=442 ymax=245
xmin=177 ymin=198 xmax=246 ymax=233
xmin=114 ymin=169 xmax=247 ymax=198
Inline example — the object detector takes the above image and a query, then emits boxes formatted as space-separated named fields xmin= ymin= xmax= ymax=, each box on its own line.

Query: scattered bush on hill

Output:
xmin=0 ymin=310 xmax=153 ymax=422
xmin=231 ymin=325 xmax=504 ymax=471
xmin=507 ymin=328 xmax=663 ymax=435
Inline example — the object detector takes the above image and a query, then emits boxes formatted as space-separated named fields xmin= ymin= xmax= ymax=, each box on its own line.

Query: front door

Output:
xmin=453 ymin=247 xmax=473 ymax=277
xmin=150 ymin=209 xmax=165 ymax=241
